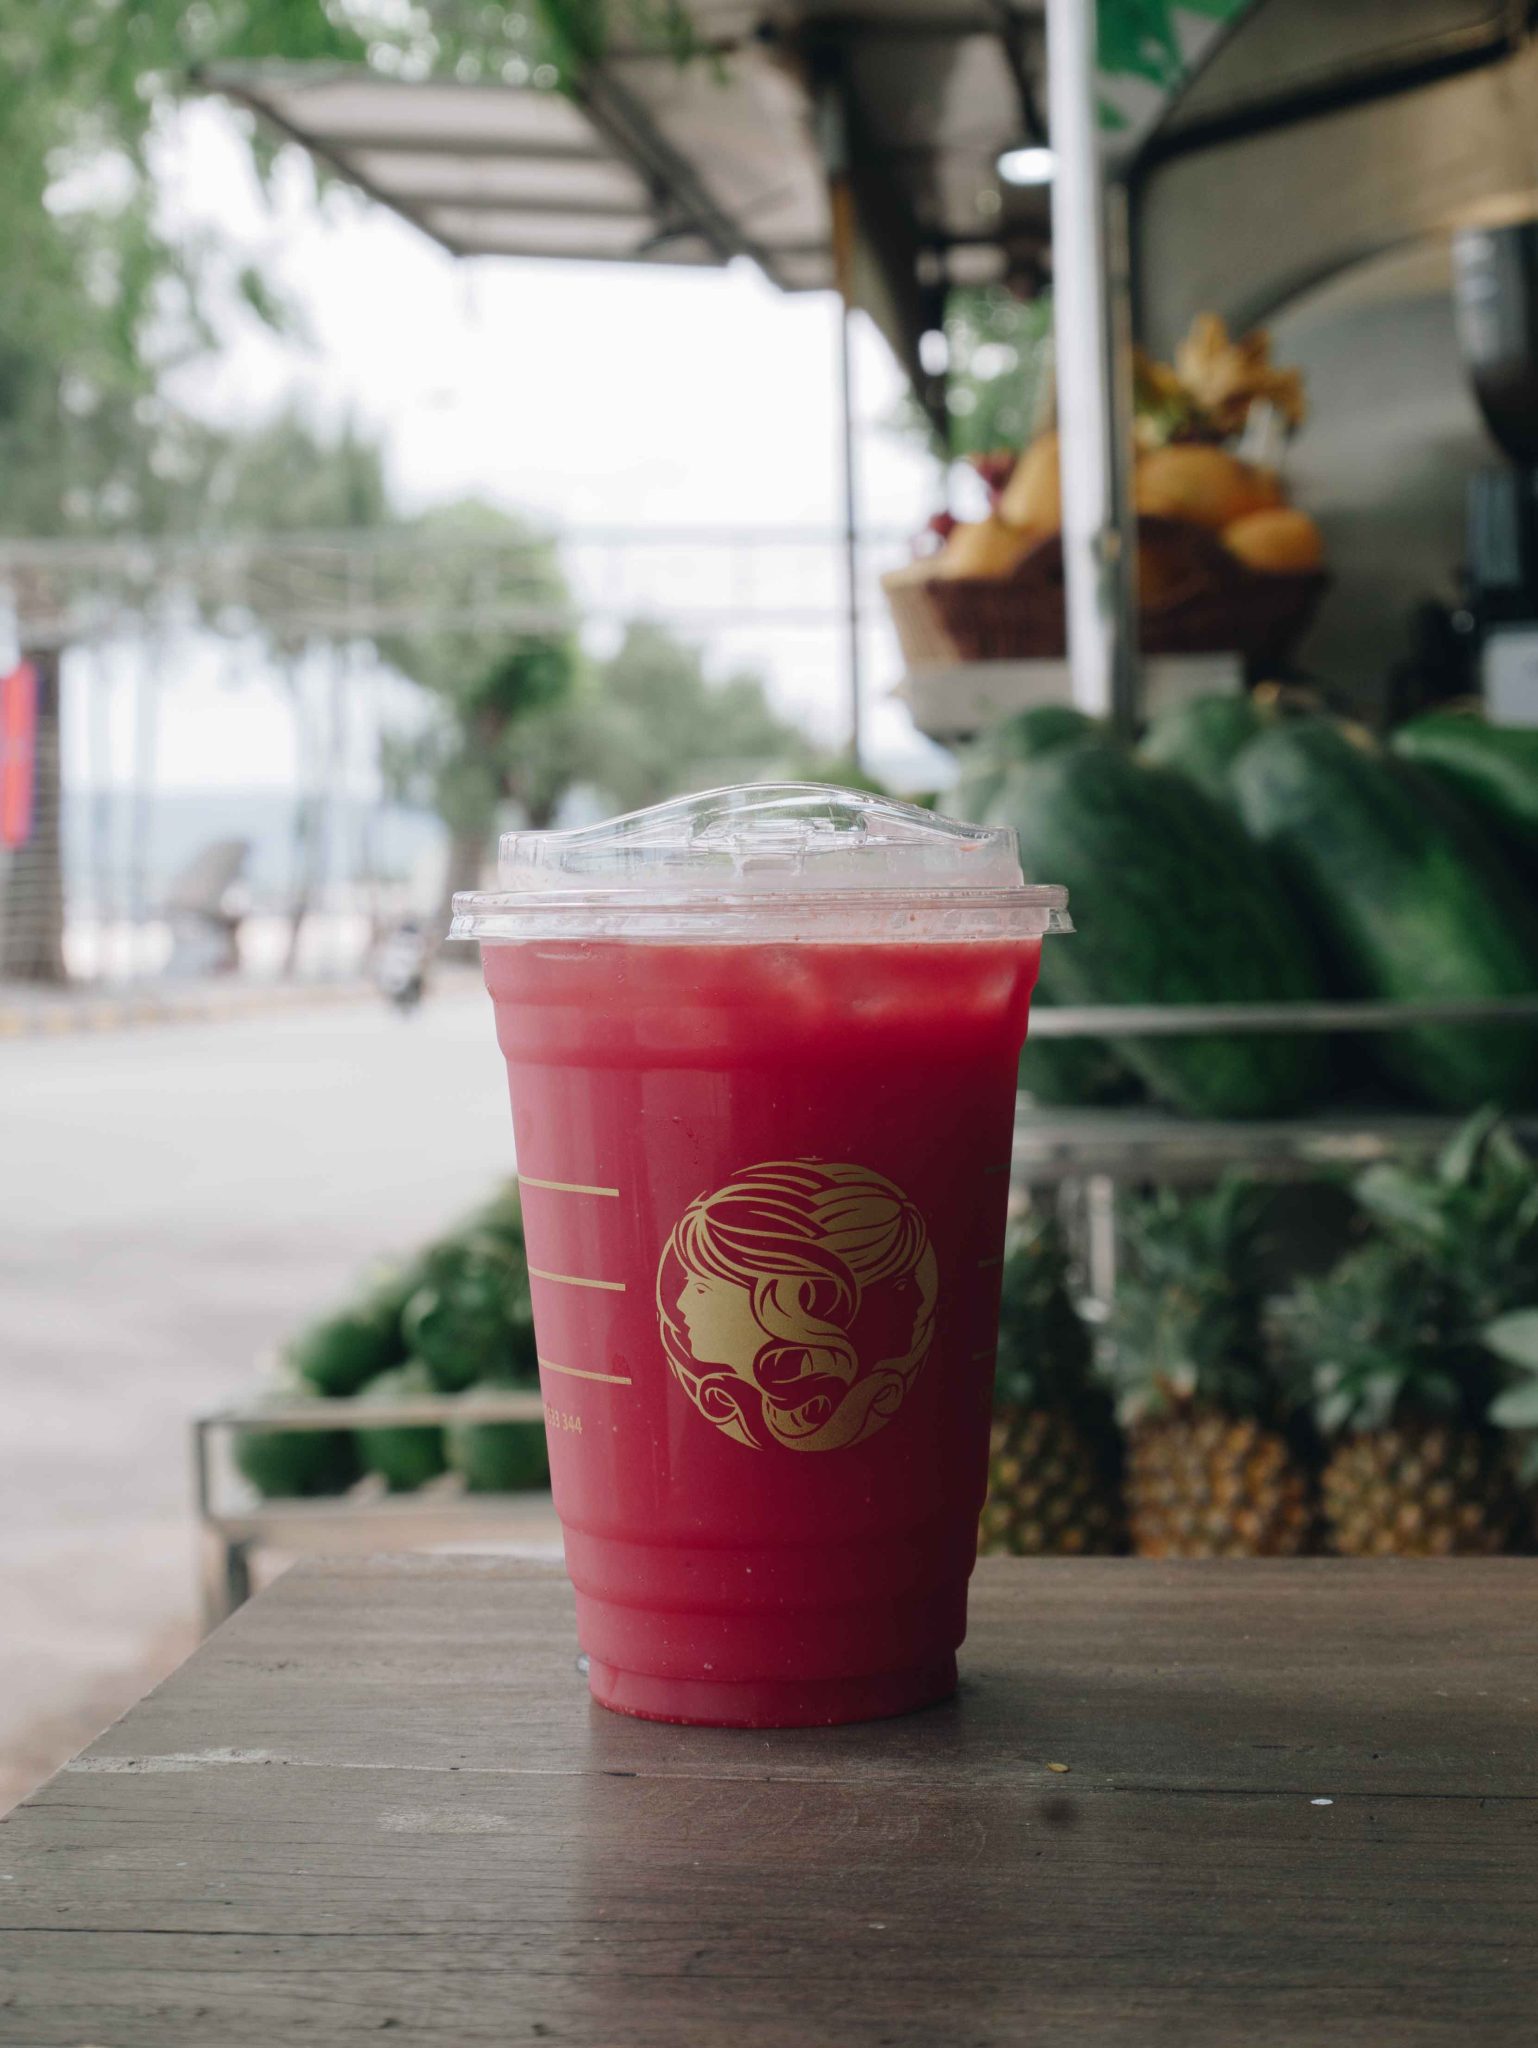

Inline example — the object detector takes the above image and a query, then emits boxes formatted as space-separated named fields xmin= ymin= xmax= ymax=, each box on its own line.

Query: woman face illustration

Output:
xmin=675 ymin=1275 xmax=764 ymax=1378
xmin=661 ymin=1161 xmax=939 ymax=1453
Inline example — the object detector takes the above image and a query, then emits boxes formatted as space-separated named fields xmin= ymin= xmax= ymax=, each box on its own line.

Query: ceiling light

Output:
xmin=996 ymin=146 xmax=1056 ymax=187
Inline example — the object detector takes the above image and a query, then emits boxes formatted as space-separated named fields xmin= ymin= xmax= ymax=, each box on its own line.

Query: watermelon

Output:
xmin=1233 ymin=720 xmax=1538 ymax=1109
xmin=403 ymin=1233 xmax=537 ymax=1393
xmin=955 ymin=706 xmax=1140 ymax=1105
xmin=232 ymin=1382 xmax=360 ymax=1500
xmin=951 ymin=704 xmax=1102 ymax=822
xmin=354 ymin=1362 xmax=447 ymax=1492
xmin=1139 ymin=695 xmax=1262 ymax=807
xmin=446 ymin=1389 xmax=551 ymax=1493
xmin=285 ymin=1262 xmax=416 ymax=1397
xmin=1391 ymin=715 xmax=1538 ymax=876
xmin=988 ymin=741 xmax=1329 ymax=1117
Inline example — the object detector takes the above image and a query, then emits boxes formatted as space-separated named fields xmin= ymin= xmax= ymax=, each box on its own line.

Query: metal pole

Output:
xmin=819 ymin=70 xmax=864 ymax=767
xmin=1044 ymin=0 xmax=1139 ymax=735
xmin=834 ymin=270 xmax=863 ymax=767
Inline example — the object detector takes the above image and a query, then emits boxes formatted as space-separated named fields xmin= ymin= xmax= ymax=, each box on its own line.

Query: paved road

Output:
xmin=0 ymin=983 xmax=516 ymax=1805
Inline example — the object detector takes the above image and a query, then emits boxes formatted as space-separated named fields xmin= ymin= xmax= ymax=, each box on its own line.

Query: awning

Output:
xmin=203 ymin=3 xmax=1059 ymax=306
xmin=207 ymin=61 xmax=731 ymax=272
xmin=204 ymin=4 xmax=1259 ymax=401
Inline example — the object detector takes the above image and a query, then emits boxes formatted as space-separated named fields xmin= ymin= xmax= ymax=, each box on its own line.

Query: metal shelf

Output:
xmin=1030 ymin=995 xmax=1538 ymax=1037
xmin=194 ymin=1391 xmax=556 ymax=1629
xmin=1012 ymin=996 xmax=1538 ymax=1298
xmin=898 ymin=654 xmax=1244 ymax=744
xmin=1011 ymin=1103 xmax=1538 ymax=1184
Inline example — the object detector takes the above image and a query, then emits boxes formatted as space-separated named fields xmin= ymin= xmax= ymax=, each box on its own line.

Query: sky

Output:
xmin=64 ymin=96 xmax=956 ymax=797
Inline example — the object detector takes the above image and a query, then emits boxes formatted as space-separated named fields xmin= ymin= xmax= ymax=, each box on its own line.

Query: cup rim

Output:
xmin=449 ymin=883 xmax=1071 ymax=944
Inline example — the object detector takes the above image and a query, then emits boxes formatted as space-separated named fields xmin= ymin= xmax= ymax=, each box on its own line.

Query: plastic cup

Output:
xmin=452 ymin=784 xmax=1069 ymax=1727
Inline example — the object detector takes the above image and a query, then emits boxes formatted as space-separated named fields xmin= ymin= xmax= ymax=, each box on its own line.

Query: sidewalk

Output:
xmin=0 ymin=976 xmax=379 ymax=1039
xmin=1 ymin=994 xmax=513 ymax=1812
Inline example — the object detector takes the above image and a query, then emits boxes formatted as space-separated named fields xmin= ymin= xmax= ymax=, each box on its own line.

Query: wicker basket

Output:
xmin=884 ymin=519 xmax=1327 ymax=671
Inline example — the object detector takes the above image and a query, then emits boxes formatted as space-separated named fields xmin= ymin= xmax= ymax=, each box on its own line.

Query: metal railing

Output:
xmin=193 ymin=1388 xmax=553 ymax=1629
xmin=1029 ymin=995 xmax=1538 ymax=1036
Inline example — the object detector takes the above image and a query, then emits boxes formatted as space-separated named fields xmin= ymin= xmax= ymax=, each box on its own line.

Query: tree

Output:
xmin=377 ymin=501 xmax=580 ymax=925
xmin=941 ymin=290 xmax=1055 ymax=462
xmin=578 ymin=622 xmax=803 ymax=815
xmin=0 ymin=5 xmax=385 ymax=979
xmin=386 ymin=615 xmax=805 ymax=918
xmin=0 ymin=1 xmax=558 ymax=980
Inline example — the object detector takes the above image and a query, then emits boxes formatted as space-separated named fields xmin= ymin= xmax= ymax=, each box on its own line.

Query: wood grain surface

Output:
xmin=2 ymin=1556 xmax=1535 ymax=2047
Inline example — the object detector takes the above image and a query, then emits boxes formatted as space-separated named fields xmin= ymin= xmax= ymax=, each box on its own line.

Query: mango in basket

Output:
xmin=1134 ymin=443 xmax=1281 ymax=530
xmin=1221 ymin=506 xmax=1324 ymax=574
xmin=997 ymin=431 xmax=1061 ymax=534
xmin=934 ymin=515 xmax=1038 ymax=580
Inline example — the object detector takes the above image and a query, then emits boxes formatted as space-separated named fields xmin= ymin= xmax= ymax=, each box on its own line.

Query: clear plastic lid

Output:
xmin=449 ymin=782 xmax=1071 ymax=944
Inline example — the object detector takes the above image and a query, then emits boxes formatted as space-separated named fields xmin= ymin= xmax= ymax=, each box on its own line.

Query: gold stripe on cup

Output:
xmin=539 ymin=1357 xmax=634 ymax=1387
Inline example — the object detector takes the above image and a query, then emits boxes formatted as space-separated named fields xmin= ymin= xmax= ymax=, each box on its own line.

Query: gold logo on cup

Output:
xmin=657 ymin=1160 xmax=938 ymax=1452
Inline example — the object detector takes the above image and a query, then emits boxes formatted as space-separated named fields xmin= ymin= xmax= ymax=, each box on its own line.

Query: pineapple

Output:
xmin=1104 ymin=1178 xmax=1311 ymax=1558
xmin=979 ymin=1211 xmax=1122 ymax=1556
xmin=1487 ymin=1309 xmax=1538 ymax=1543
xmin=1355 ymin=1111 xmax=1538 ymax=1542
xmin=1280 ymin=1242 xmax=1518 ymax=1557
xmin=1354 ymin=1110 xmax=1538 ymax=1327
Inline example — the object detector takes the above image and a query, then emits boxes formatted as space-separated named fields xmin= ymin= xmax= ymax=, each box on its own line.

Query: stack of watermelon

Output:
xmin=965 ymin=700 xmax=1538 ymax=1117
xmin=232 ymin=1183 xmax=548 ymax=1500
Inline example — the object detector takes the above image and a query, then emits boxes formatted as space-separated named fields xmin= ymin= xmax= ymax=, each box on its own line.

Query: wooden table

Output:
xmin=3 ymin=1557 xmax=1535 ymax=2046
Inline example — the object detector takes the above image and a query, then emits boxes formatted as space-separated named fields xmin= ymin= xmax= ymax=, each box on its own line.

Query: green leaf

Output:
xmin=1437 ymin=1106 xmax=1502 ymax=1188
xmin=1317 ymin=1387 xmax=1354 ymax=1437
xmin=1482 ymin=1309 xmax=1538 ymax=1371
xmin=1354 ymin=1165 xmax=1452 ymax=1247
xmin=1491 ymin=1383 xmax=1538 ymax=1430
xmin=235 ymin=264 xmax=294 ymax=336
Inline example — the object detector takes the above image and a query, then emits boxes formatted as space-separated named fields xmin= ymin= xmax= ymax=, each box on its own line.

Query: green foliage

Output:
xmin=1486 ymin=1312 xmax=1538 ymax=1444
xmin=1104 ymin=1177 xmax=1274 ymax=1421
xmin=0 ymin=1 xmax=383 ymax=538
xmin=942 ymin=289 xmax=1054 ymax=460
xmin=1353 ymin=1110 xmax=1538 ymax=1329
xmin=582 ymin=621 xmax=801 ymax=814
xmin=993 ymin=1210 xmax=1096 ymax=1412
xmin=533 ymin=0 xmax=700 ymax=75
xmin=203 ymin=411 xmax=391 ymax=538
xmin=1277 ymin=1243 xmax=1472 ymax=1437
xmin=395 ymin=610 xmax=802 ymax=839
xmin=1272 ymin=1116 xmax=1538 ymax=1455
xmin=377 ymin=501 xmax=580 ymax=841
xmin=793 ymin=755 xmax=889 ymax=798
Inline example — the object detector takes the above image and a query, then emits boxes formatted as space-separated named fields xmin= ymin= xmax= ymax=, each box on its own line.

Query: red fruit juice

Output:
xmin=484 ymin=934 xmax=1040 ymax=1726
xmin=457 ymin=786 xmax=1069 ymax=1727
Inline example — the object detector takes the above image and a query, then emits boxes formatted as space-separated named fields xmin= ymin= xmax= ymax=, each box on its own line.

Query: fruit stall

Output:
xmin=195 ymin=3 xmax=1538 ymax=1586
